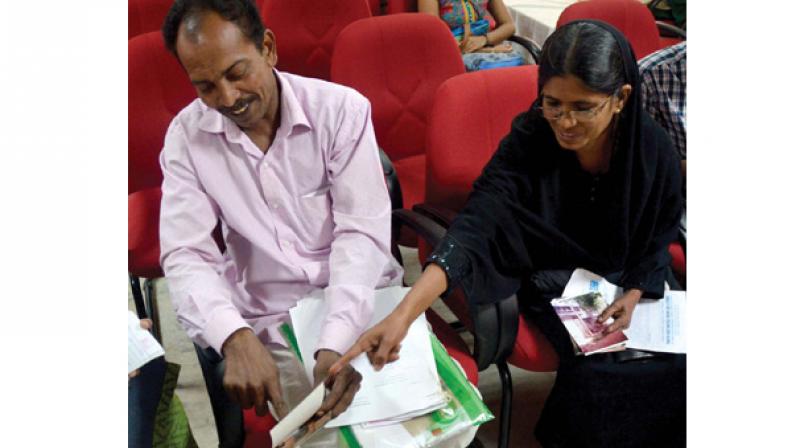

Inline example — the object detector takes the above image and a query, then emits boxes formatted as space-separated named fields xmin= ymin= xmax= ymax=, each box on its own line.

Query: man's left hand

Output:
xmin=313 ymin=349 xmax=362 ymax=419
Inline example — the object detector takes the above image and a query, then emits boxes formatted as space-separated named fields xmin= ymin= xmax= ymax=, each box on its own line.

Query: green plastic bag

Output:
xmin=152 ymin=362 xmax=198 ymax=448
xmin=279 ymin=323 xmax=493 ymax=448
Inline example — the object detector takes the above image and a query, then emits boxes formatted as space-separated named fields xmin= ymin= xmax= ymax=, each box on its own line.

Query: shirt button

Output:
xmin=281 ymin=240 xmax=292 ymax=248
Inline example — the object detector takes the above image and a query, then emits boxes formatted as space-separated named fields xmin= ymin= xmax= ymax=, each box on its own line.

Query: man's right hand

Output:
xmin=221 ymin=328 xmax=288 ymax=418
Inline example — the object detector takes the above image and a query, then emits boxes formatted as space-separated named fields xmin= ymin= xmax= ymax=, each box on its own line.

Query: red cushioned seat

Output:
xmin=129 ymin=31 xmax=197 ymax=280
xmin=669 ymin=241 xmax=686 ymax=286
xmin=331 ymin=14 xmax=465 ymax=237
xmin=128 ymin=0 xmax=173 ymax=39
xmin=260 ymin=0 xmax=371 ymax=80
xmin=129 ymin=188 xmax=164 ymax=279
xmin=393 ymin=154 xmax=426 ymax=215
xmin=242 ymin=409 xmax=278 ymax=448
xmin=556 ymin=0 xmax=663 ymax=59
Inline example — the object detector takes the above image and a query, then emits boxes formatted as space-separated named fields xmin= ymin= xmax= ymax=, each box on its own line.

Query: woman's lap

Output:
xmin=518 ymin=276 xmax=687 ymax=447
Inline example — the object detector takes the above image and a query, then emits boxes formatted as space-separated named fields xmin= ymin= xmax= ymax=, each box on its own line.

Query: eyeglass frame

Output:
xmin=534 ymin=90 xmax=619 ymax=123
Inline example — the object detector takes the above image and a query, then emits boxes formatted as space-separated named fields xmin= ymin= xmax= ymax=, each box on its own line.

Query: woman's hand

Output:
xmin=461 ymin=35 xmax=489 ymax=53
xmin=329 ymin=310 xmax=411 ymax=374
xmin=597 ymin=289 xmax=642 ymax=334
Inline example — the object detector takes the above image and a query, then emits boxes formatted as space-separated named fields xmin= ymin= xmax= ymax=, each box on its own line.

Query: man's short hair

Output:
xmin=162 ymin=0 xmax=265 ymax=56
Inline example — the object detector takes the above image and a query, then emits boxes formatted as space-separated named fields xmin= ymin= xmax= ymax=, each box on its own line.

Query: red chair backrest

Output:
xmin=260 ymin=0 xmax=372 ymax=80
xmin=128 ymin=31 xmax=197 ymax=194
xmin=331 ymin=13 xmax=465 ymax=162
xmin=368 ymin=0 xmax=382 ymax=15
xmin=425 ymin=65 xmax=539 ymax=209
xmin=556 ymin=0 xmax=662 ymax=60
xmin=386 ymin=0 xmax=417 ymax=13
xmin=128 ymin=0 xmax=173 ymax=39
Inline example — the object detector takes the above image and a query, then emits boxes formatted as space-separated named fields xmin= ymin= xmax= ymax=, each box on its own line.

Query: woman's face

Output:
xmin=540 ymin=74 xmax=631 ymax=154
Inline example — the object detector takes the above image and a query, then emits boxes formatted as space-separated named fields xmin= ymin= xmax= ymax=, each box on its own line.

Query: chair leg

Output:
xmin=129 ymin=274 xmax=147 ymax=319
xmin=144 ymin=278 xmax=162 ymax=344
xmin=497 ymin=361 xmax=513 ymax=448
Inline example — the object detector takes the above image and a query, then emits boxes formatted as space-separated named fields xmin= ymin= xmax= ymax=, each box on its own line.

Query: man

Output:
xmin=158 ymin=0 xmax=403 ymax=445
xmin=640 ymin=41 xmax=687 ymax=243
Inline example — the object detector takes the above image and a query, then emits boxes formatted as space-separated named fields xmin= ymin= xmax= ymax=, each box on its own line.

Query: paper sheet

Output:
xmin=289 ymin=286 xmax=446 ymax=428
xmin=561 ymin=269 xmax=687 ymax=354
xmin=625 ymin=291 xmax=687 ymax=353
xmin=128 ymin=311 xmax=165 ymax=373
xmin=269 ymin=383 xmax=326 ymax=448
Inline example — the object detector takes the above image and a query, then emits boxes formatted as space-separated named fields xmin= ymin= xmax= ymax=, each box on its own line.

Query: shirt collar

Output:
xmin=197 ymin=69 xmax=313 ymax=139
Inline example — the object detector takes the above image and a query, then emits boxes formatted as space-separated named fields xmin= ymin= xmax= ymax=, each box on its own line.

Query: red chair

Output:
xmin=128 ymin=0 xmax=173 ymax=39
xmin=260 ymin=0 xmax=371 ymax=80
xmin=331 ymin=14 xmax=465 ymax=226
xmin=129 ymin=31 xmax=197 ymax=340
xmin=556 ymin=0 xmax=664 ymax=60
xmin=410 ymin=66 xmax=558 ymax=448
xmin=384 ymin=0 xmax=416 ymax=13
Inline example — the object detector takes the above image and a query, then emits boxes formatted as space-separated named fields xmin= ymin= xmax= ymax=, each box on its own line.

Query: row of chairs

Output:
xmin=129 ymin=1 xmax=686 ymax=446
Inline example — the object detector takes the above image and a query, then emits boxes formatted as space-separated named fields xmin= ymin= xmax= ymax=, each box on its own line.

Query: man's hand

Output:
xmin=222 ymin=328 xmax=288 ymax=418
xmin=597 ymin=289 xmax=642 ymax=334
xmin=313 ymin=349 xmax=362 ymax=419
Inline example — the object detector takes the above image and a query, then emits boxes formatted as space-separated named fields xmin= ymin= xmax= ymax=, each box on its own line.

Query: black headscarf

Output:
xmin=431 ymin=20 xmax=683 ymax=305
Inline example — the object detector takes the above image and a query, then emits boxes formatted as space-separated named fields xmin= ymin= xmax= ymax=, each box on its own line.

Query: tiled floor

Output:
xmin=131 ymin=246 xmax=556 ymax=447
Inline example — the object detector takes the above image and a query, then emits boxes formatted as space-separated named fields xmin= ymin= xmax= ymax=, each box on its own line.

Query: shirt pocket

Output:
xmin=294 ymin=188 xmax=334 ymax=250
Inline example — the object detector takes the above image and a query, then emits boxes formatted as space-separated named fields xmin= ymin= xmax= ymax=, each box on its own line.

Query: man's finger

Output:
xmin=254 ymin=383 xmax=267 ymax=416
xmin=320 ymin=368 xmax=355 ymax=415
xmin=332 ymin=381 xmax=361 ymax=418
xmin=265 ymin=375 xmax=287 ymax=419
xmin=242 ymin=384 xmax=256 ymax=409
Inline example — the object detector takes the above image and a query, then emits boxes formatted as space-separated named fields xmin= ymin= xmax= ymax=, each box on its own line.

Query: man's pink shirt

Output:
xmin=159 ymin=70 xmax=403 ymax=356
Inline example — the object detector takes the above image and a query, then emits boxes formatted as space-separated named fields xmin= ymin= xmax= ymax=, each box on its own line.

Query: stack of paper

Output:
xmin=561 ymin=269 xmax=687 ymax=354
xmin=289 ymin=286 xmax=446 ymax=428
xmin=128 ymin=310 xmax=164 ymax=373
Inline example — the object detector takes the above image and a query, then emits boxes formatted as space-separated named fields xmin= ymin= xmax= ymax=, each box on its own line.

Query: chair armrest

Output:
xmin=378 ymin=147 xmax=404 ymax=210
xmin=412 ymin=203 xmax=458 ymax=228
xmin=656 ymin=21 xmax=686 ymax=39
xmin=392 ymin=207 xmax=520 ymax=370
xmin=509 ymin=35 xmax=541 ymax=63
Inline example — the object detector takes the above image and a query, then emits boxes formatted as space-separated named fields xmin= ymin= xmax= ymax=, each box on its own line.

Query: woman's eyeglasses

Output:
xmin=535 ymin=95 xmax=615 ymax=123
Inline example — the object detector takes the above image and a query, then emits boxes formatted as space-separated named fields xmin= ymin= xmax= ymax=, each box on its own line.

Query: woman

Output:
xmin=419 ymin=0 xmax=531 ymax=71
xmin=333 ymin=20 xmax=685 ymax=447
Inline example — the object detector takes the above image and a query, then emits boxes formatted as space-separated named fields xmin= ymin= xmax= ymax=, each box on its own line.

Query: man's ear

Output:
xmin=262 ymin=29 xmax=278 ymax=66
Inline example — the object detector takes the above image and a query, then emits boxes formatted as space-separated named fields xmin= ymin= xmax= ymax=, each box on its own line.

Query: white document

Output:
xmin=269 ymin=383 xmax=326 ymax=448
xmin=128 ymin=311 xmax=165 ymax=373
xmin=626 ymin=291 xmax=687 ymax=353
xmin=561 ymin=268 xmax=622 ymax=304
xmin=561 ymin=269 xmax=687 ymax=354
xmin=289 ymin=286 xmax=446 ymax=428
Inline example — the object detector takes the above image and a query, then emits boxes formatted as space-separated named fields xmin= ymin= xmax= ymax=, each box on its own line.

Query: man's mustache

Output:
xmin=219 ymin=96 xmax=256 ymax=115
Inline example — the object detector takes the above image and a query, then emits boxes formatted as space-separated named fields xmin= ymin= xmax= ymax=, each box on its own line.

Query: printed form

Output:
xmin=289 ymin=286 xmax=446 ymax=428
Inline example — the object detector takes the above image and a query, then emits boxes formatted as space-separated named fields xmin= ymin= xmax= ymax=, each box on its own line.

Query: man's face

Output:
xmin=176 ymin=12 xmax=278 ymax=130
